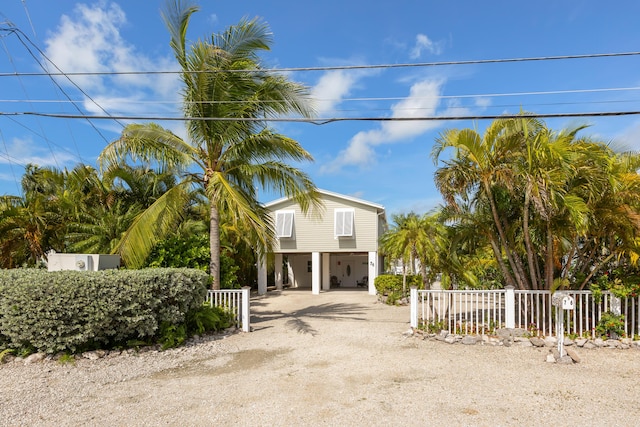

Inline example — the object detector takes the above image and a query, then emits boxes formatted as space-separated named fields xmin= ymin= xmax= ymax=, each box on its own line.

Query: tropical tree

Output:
xmin=432 ymin=117 xmax=538 ymax=289
xmin=99 ymin=0 xmax=320 ymax=289
xmin=432 ymin=115 xmax=640 ymax=290
xmin=0 ymin=165 xmax=71 ymax=267
xmin=380 ymin=210 xmax=447 ymax=292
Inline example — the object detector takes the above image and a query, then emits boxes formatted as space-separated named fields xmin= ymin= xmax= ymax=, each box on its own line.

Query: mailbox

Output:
xmin=561 ymin=295 xmax=575 ymax=310
xmin=552 ymin=292 xmax=575 ymax=310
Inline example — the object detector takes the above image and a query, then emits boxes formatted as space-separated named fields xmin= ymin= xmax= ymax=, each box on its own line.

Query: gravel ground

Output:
xmin=2 ymin=288 xmax=640 ymax=426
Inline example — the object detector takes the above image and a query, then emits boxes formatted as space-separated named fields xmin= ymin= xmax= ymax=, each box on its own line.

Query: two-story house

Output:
xmin=258 ymin=189 xmax=386 ymax=295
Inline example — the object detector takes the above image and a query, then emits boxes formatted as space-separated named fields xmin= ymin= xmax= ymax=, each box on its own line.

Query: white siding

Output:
xmin=268 ymin=192 xmax=382 ymax=253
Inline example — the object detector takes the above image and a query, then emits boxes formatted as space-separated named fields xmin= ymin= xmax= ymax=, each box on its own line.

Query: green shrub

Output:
xmin=0 ymin=268 xmax=208 ymax=354
xmin=186 ymin=303 xmax=232 ymax=335
xmin=374 ymin=274 xmax=423 ymax=305
xmin=595 ymin=311 xmax=626 ymax=338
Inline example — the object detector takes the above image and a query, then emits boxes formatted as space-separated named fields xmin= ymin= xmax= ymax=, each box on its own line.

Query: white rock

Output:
xmin=23 ymin=353 xmax=46 ymax=364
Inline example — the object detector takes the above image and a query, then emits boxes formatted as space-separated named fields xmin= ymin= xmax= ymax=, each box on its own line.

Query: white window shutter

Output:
xmin=275 ymin=210 xmax=294 ymax=238
xmin=335 ymin=209 xmax=354 ymax=237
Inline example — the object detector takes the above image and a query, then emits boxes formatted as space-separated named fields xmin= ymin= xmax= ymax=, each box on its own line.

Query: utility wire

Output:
xmin=1 ymin=51 xmax=640 ymax=77
xmin=1 ymin=86 xmax=639 ymax=106
xmin=0 ymin=33 xmax=60 ymax=169
xmin=3 ymin=110 xmax=640 ymax=124
xmin=5 ymin=26 xmax=125 ymax=136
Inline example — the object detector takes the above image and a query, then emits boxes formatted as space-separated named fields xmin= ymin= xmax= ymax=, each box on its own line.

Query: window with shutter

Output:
xmin=275 ymin=210 xmax=294 ymax=238
xmin=334 ymin=208 xmax=354 ymax=237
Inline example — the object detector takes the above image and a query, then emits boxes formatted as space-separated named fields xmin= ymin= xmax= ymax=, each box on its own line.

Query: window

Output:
xmin=334 ymin=208 xmax=354 ymax=237
xmin=275 ymin=210 xmax=294 ymax=238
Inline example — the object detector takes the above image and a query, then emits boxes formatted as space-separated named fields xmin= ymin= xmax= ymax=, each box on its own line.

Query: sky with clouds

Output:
xmin=1 ymin=0 xmax=640 ymax=215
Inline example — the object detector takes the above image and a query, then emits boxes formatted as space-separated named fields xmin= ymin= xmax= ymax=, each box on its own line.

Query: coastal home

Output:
xmin=258 ymin=189 xmax=387 ymax=295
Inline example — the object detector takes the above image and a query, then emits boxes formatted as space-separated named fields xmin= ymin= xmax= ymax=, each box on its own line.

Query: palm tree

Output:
xmin=433 ymin=116 xmax=640 ymax=291
xmin=99 ymin=1 xmax=320 ymax=288
xmin=432 ymin=117 xmax=536 ymax=289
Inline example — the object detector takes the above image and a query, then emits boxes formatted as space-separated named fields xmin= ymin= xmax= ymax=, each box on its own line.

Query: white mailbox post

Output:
xmin=552 ymin=292 xmax=575 ymax=357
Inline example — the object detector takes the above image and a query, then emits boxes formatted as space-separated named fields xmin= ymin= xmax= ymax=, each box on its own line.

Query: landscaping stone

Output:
xmin=565 ymin=347 xmax=581 ymax=363
xmin=495 ymin=328 xmax=511 ymax=338
xmin=593 ymin=338 xmax=605 ymax=347
xmin=23 ymin=353 xmax=46 ymax=365
xmin=530 ymin=337 xmax=545 ymax=347
xmin=546 ymin=353 xmax=556 ymax=363
xmin=461 ymin=336 xmax=477 ymax=345
xmin=544 ymin=336 xmax=557 ymax=347
xmin=515 ymin=340 xmax=533 ymax=347
xmin=444 ymin=335 xmax=457 ymax=344
xmin=564 ymin=338 xmax=574 ymax=346
xmin=575 ymin=338 xmax=588 ymax=347
xmin=605 ymin=339 xmax=619 ymax=348
xmin=583 ymin=342 xmax=596 ymax=349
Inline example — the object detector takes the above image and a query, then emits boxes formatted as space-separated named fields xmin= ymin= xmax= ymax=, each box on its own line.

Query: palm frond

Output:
xmin=114 ymin=182 xmax=194 ymax=268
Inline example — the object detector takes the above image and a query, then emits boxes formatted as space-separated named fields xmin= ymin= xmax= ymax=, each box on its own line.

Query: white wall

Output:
xmin=47 ymin=254 xmax=120 ymax=271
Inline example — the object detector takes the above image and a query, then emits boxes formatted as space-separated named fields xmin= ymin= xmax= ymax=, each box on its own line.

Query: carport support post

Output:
xmin=312 ymin=252 xmax=321 ymax=295
xmin=257 ymin=255 xmax=267 ymax=295
xmin=274 ymin=253 xmax=283 ymax=291
xmin=410 ymin=286 xmax=418 ymax=328
xmin=367 ymin=251 xmax=377 ymax=295
xmin=322 ymin=253 xmax=330 ymax=291
xmin=241 ymin=286 xmax=251 ymax=332
xmin=505 ymin=286 xmax=515 ymax=329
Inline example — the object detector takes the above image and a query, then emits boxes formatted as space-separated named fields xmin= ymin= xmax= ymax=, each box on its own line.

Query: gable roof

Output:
xmin=264 ymin=189 xmax=385 ymax=212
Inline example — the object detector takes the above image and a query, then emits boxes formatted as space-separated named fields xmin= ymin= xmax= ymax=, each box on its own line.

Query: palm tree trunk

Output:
xmin=484 ymin=181 xmax=529 ymax=289
xmin=488 ymin=235 xmax=518 ymax=289
xmin=544 ymin=222 xmax=554 ymax=290
xmin=522 ymin=189 xmax=540 ymax=290
xmin=210 ymin=201 xmax=221 ymax=290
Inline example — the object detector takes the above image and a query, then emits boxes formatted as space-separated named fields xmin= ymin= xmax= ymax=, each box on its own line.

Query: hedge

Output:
xmin=0 ymin=268 xmax=209 ymax=354
xmin=374 ymin=274 xmax=424 ymax=304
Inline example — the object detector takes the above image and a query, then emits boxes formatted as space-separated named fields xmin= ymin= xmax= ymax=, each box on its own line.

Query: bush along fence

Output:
xmin=0 ymin=268 xmax=217 ymax=354
xmin=207 ymin=287 xmax=251 ymax=332
xmin=409 ymin=286 xmax=640 ymax=342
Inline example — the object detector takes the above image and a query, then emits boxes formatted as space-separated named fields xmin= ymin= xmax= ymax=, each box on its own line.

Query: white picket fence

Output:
xmin=410 ymin=287 xmax=640 ymax=338
xmin=206 ymin=287 xmax=251 ymax=332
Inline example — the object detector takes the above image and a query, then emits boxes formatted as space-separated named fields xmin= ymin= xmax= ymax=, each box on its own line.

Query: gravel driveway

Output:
xmin=2 ymin=288 xmax=639 ymax=426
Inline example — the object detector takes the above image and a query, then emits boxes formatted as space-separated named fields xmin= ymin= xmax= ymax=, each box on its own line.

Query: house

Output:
xmin=258 ymin=189 xmax=387 ymax=295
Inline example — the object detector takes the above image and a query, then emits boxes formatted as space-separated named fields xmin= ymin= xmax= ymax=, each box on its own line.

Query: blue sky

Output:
xmin=1 ymin=1 xmax=639 ymax=215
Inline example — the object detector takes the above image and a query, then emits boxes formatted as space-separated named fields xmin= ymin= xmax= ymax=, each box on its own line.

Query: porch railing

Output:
xmin=206 ymin=287 xmax=251 ymax=332
xmin=410 ymin=287 xmax=640 ymax=338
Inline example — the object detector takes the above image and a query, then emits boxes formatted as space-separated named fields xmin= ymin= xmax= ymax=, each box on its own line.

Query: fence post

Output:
xmin=410 ymin=286 xmax=418 ymax=328
xmin=241 ymin=286 xmax=251 ymax=332
xmin=505 ymin=286 xmax=515 ymax=329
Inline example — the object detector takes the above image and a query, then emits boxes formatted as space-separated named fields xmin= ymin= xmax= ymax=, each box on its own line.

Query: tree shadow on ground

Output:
xmin=251 ymin=303 xmax=367 ymax=336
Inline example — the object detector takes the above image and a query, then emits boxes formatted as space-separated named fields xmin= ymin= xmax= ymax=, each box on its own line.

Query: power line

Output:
xmin=1 ymin=51 xmax=640 ymax=77
xmin=3 ymin=26 xmax=126 ymax=136
xmin=3 ymin=110 xmax=640 ymax=124
xmin=0 ymin=86 xmax=638 ymax=107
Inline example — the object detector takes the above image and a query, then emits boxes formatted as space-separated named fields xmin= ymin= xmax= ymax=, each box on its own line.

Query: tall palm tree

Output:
xmin=433 ymin=116 xmax=640 ymax=290
xmin=432 ymin=117 xmax=537 ymax=289
xmin=99 ymin=1 xmax=320 ymax=288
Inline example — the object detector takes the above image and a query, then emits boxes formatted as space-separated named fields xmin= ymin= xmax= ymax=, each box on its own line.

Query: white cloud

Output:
xmin=474 ymin=97 xmax=492 ymax=109
xmin=311 ymin=70 xmax=359 ymax=116
xmin=321 ymin=78 xmax=446 ymax=173
xmin=410 ymin=34 xmax=443 ymax=59
xmin=1 ymin=137 xmax=77 ymax=168
xmin=44 ymin=2 xmax=181 ymax=118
